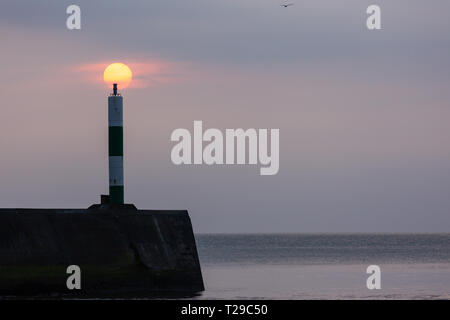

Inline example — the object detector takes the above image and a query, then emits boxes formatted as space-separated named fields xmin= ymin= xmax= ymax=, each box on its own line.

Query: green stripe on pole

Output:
xmin=108 ymin=126 xmax=123 ymax=156
xmin=109 ymin=186 xmax=124 ymax=204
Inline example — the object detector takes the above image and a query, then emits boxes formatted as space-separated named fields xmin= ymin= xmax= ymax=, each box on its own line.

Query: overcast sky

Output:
xmin=1 ymin=0 xmax=450 ymax=232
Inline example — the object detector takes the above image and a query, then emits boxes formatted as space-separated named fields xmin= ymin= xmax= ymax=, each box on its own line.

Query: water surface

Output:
xmin=194 ymin=234 xmax=450 ymax=299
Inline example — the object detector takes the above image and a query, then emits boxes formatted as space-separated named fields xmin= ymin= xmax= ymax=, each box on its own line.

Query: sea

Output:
xmin=193 ymin=234 xmax=450 ymax=299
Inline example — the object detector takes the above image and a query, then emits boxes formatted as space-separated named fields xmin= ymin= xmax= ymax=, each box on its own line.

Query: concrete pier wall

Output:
xmin=0 ymin=205 xmax=204 ymax=297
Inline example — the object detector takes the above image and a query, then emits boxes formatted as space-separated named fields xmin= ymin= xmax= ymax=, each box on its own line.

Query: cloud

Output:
xmin=71 ymin=59 xmax=186 ymax=89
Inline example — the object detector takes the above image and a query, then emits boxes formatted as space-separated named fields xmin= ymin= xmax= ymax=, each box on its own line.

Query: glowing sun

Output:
xmin=103 ymin=63 xmax=132 ymax=89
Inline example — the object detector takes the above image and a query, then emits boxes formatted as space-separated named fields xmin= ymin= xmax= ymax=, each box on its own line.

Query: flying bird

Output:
xmin=280 ymin=3 xmax=294 ymax=7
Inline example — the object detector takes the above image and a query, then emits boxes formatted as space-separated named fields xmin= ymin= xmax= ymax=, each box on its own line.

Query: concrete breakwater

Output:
xmin=0 ymin=204 xmax=204 ymax=297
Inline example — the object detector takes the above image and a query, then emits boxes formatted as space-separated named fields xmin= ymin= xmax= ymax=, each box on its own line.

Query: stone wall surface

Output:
xmin=0 ymin=206 xmax=204 ymax=297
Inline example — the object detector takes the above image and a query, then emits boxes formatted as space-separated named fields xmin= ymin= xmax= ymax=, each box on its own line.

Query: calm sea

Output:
xmin=193 ymin=234 xmax=450 ymax=299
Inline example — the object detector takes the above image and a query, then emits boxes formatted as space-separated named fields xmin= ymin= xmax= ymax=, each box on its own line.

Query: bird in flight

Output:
xmin=280 ymin=3 xmax=294 ymax=7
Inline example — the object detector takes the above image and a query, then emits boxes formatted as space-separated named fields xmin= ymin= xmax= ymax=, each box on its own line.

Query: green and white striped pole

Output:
xmin=108 ymin=83 xmax=124 ymax=204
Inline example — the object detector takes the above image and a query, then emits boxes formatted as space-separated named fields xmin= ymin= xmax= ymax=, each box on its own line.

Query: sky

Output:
xmin=1 ymin=0 xmax=450 ymax=232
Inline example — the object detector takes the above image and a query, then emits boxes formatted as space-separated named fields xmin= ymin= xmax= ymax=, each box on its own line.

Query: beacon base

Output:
xmin=0 ymin=205 xmax=204 ymax=298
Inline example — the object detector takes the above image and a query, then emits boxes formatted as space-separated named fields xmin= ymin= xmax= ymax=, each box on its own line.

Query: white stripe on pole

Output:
xmin=109 ymin=156 xmax=124 ymax=186
xmin=108 ymin=96 xmax=123 ymax=127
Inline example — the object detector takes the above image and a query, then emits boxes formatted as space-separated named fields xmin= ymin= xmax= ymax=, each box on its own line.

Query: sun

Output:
xmin=103 ymin=63 xmax=132 ymax=89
